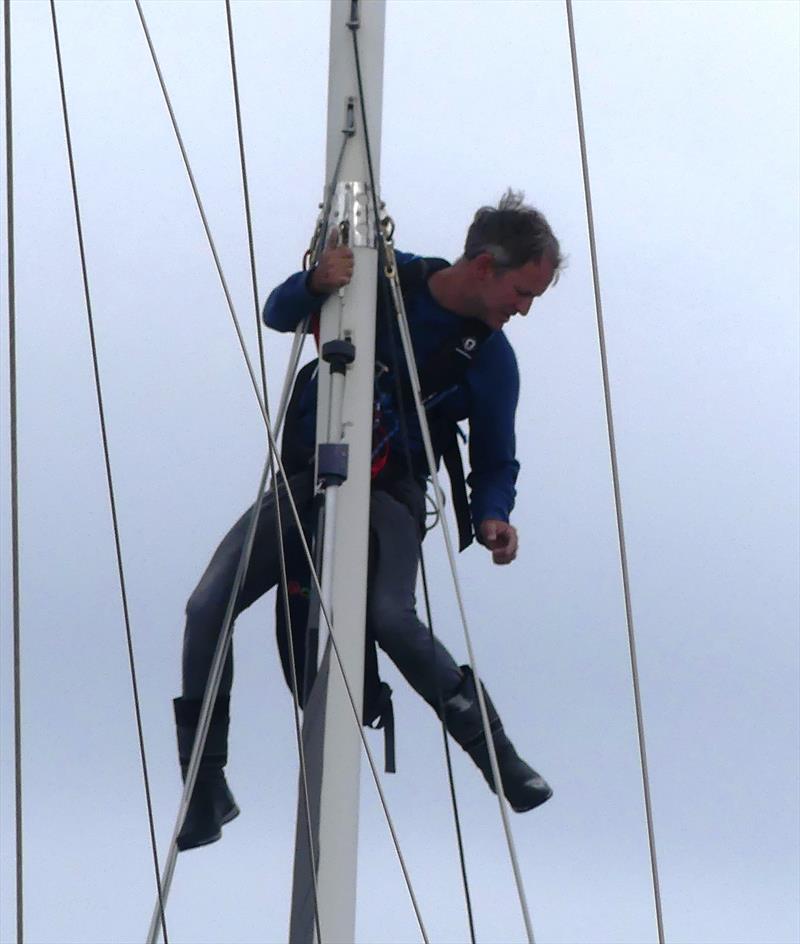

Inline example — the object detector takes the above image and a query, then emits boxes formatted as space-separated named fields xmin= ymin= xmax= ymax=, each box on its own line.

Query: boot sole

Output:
xmin=221 ymin=803 xmax=241 ymax=826
xmin=511 ymin=787 xmax=553 ymax=813
xmin=177 ymin=803 xmax=241 ymax=852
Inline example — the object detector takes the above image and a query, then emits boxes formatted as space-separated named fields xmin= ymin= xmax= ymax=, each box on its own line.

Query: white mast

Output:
xmin=289 ymin=2 xmax=386 ymax=941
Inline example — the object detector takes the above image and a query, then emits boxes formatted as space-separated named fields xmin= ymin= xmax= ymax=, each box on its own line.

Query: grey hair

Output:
xmin=464 ymin=189 xmax=563 ymax=274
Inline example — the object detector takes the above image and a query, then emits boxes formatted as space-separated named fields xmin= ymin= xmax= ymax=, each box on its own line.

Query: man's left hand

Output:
xmin=479 ymin=519 xmax=518 ymax=565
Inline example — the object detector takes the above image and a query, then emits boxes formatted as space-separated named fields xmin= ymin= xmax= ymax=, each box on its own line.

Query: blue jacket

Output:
xmin=263 ymin=252 xmax=520 ymax=527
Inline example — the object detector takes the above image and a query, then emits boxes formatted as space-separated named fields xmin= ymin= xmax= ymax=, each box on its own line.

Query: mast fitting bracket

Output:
xmin=317 ymin=443 xmax=349 ymax=487
xmin=330 ymin=181 xmax=376 ymax=248
xmin=322 ymin=339 xmax=356 ymax=375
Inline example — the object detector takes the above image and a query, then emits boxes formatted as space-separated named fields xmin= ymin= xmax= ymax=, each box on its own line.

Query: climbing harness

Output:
xmin=274 ymin=249 xmax=497 ymax=776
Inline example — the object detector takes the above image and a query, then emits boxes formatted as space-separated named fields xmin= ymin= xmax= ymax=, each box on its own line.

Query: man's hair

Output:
xmin=464 ymin=189 xmax=563 ymax=274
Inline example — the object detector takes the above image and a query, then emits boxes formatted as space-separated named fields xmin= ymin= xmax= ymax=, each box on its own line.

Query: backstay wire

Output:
xmin=135 ymin=6 xmax=430 ymax=941
xmin=350 ymin=21 xmax=538 ymax=944
xmin=4 ymin=1 xmax=24 ymax=941
xmin=48 ymin=1 xmax=169 ymax=941
xmin=564 ymin=1 xmax=665 ymax=940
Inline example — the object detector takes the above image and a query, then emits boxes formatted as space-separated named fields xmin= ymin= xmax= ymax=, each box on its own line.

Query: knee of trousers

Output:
xmin=185 ymin=581 xmax=230 ymax=632
xmin=369 ymin=599 xmax=423 ymax=652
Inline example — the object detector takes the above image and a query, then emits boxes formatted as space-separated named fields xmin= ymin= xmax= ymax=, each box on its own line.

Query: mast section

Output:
xmin=289 ymin=2 xmax=386 ymax=941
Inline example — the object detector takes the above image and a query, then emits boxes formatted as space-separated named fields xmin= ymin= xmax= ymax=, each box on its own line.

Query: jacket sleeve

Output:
xmin=466 ymin=336 xmax=520 ymax=527
xmin=262 ymin=270 xmax=326 ymax=333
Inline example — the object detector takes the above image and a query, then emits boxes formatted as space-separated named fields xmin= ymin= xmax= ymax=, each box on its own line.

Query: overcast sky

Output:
xmin=1 ymin=1 xmax=798 ymax=943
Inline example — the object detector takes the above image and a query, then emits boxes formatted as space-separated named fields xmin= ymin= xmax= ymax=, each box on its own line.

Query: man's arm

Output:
xmin=262 ymin=230 xmax=354 ymax=333
xmin=467 ymin=336 xmax=521 ymax=565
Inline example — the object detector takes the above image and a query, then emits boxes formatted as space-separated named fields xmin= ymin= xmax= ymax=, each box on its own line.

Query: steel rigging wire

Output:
xmin=4 ymin=1 xmax=23 ymax=941
xmin=47 ymin=1 xmax=169 ymax=940
xmin=564 ymin=1 xmax=665 ymax=940
xmin=223 ymin=3 xmax=322 ymax=941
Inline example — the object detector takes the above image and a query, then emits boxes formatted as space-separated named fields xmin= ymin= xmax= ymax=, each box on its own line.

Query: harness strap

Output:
xmin=364 ymin=681 xmax=396 ymax=774
xmin=439 ymin=430 xmax=473 ymax=552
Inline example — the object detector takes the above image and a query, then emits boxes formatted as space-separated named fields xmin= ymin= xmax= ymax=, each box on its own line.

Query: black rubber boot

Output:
xmin=442 ymin=666 xmax=552 ymax=812
xmin=173 ymin=695 xmax=240 ymax=851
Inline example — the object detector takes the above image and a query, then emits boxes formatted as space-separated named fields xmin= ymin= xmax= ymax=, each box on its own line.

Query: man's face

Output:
xmin=476 ymin=256 xmax=555 ymax=331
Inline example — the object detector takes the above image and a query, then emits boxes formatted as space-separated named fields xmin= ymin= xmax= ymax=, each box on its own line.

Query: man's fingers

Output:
xmin=310 ymin=229 xmax=355 ymax=293
xmin=478 ymin=519 xmax=518 ymax=565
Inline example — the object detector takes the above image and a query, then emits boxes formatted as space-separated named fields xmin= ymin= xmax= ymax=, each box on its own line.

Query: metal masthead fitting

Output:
xmin=330 ymin=181 xmax=376 ymax=248
xmin=344 ymin=97 xmax=356 ymax=137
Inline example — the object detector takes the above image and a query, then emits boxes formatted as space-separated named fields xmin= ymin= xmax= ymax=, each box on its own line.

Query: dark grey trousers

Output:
xmin=182 ymin=472 xmax=463 ymax=707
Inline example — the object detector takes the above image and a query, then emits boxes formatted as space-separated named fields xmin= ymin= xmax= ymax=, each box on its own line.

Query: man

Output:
xmin=174 ymin=190 xmax=561 ymax=851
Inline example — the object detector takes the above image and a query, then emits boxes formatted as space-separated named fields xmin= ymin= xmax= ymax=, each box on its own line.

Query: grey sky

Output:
xmin=1 ymin=1 xmax=798 ymax=942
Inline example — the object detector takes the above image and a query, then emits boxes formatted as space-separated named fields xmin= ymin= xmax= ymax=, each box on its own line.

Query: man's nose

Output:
xmin=516 ymin=298 xmax=533 ymax=316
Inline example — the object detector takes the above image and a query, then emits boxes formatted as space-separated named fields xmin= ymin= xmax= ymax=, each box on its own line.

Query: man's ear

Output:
xmin=472 ymin=252 xmax=496 ymax=281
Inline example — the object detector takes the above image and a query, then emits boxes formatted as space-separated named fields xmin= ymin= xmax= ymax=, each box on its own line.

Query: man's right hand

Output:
xmin=309 ymin=228 xmax=354 ymax=294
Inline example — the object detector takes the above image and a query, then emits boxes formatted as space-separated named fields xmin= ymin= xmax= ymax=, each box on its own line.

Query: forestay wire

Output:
xmin=48 ymin=2 xmax=169 ymax=940
xmin=564 ymin=2 xmax=665 ymax=940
